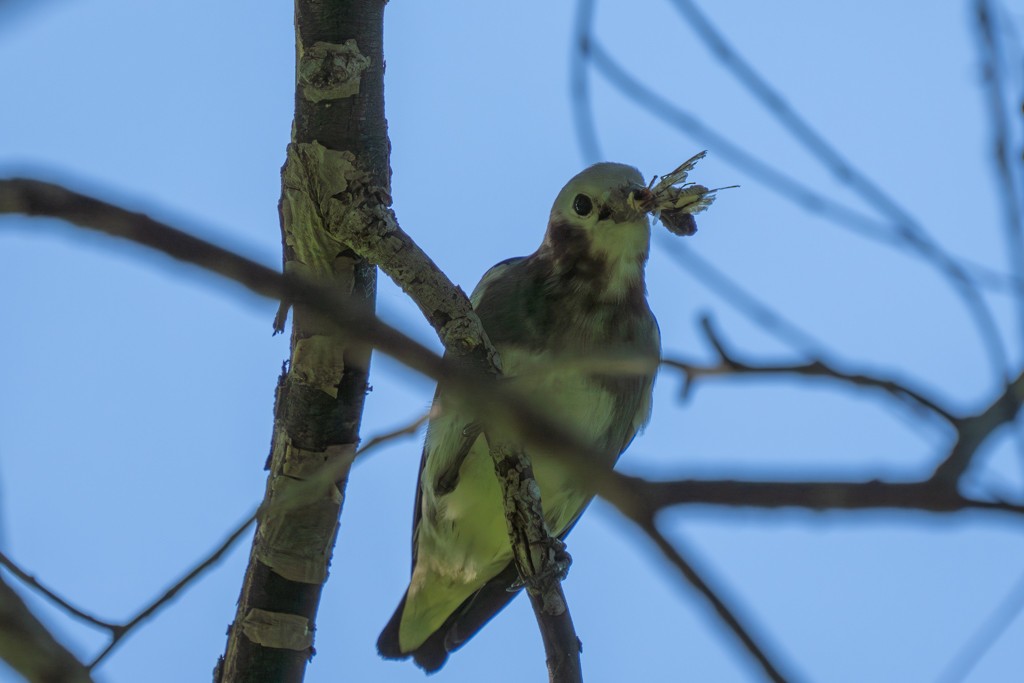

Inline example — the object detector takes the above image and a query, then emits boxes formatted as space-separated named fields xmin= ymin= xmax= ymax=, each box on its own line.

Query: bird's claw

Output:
xmin=507 ymin=540 xmax=573 ymax=592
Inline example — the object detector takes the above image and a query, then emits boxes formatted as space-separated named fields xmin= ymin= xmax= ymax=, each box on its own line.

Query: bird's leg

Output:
xmin=507 ymin=539 xmax=573 ymax=592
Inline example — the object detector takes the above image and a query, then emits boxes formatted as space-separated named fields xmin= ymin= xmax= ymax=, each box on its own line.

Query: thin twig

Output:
xmin=935 ymin=567 xmax=1024 ymax=683
xmin=570 ymin=0 xmax=601 ymax=164
xmin=8 ymin=177 xmax=1024 ymax=681
xmin=666 ymin=0 xmax=925 ymax=236
xmin=269 ymin=410 xmax=436 ymax=514
xmin=1 ymin=177 xmax=584 ymax=680
xmin=87 ymin=511 xmax=257 ymax=669
xmin=662 ymin=335 xmax=956 ymax=425
xmin=930 ymin=370 xmax=1024 ymax=483
xmin=959 ymin=263 xmax=1024 ymax=294
xmin=975 ymin=0 xmax=1024 ymax=479
xmin=660 ymin=240 xmax=825 ymax=357
xmin=667 ymin=0 xmax=1009 ymax=382
xmin=585 ymin=39 xmax=896 ymax=244
xmin=977 ymin=0 xmax=1024 ymax=343
xmin=586 ymin=32 xmax=1008 ymax=380
xmin=634 ymin=476 xmax=1024 ymax=515
xmin=0 ymin=178 xmax=450 ymax=383
xmin=0 ymin=551 xmax=118 ymax=630
xmin=0 ymin=503 xmax=258 ymax=672
xmin=635 ymin=515 xmax=795 ymax=682
xmin=356 ymin=409 xmax=433 ymax=456
xmin=573 ymin=15 xmax=1021 ymax=294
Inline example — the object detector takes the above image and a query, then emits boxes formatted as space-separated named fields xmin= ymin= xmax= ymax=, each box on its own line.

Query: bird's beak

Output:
xmin=605 ymin=183 xmax=649 ymax=224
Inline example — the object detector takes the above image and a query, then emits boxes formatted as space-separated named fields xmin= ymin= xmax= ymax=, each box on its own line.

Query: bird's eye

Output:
xmin=572 ymin=193 xmax=593 ymax=217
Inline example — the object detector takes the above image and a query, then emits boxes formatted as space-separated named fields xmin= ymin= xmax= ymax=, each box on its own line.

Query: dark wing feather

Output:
xmin=376 ymin=434 xmax=432 ymax=660
xmin=378 ymin=258 xmax=525 ymax=663
xmin=390 ymin=389 xmax=653 ymax=669
xmin=378 ymin=254 xmax=658 ymax=669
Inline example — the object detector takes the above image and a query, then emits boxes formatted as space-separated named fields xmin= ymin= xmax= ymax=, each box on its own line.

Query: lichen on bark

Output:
xmin=298 ymin=39 xmax=370 ymax=103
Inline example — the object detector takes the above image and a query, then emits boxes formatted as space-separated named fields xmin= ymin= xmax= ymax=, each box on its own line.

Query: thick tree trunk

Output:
xmin=217 ymin=1 xmax=387 ymax=681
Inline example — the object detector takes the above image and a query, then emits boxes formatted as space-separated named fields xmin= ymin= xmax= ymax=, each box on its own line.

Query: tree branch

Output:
xmin=662 ymin=317 xmax=956 ymax=423
xmin=583 ymin=37 xmax=894 ymax=244
xmin=975 ymin=0 xmax=1024 ymax=348
xmin=358 ymin=205 xmax=584 ymax=679
xmin=89 ymin=512 xmax=257 ymax=670
xmin=570 ymin=0 xmax=601 ymax=164
xmin=0 ymin=175 xmax=758 ymax=681
xmin=0 ymin=511 xmax=257 ymax=673
xmin=659 ymin=244 xmax=825 ymax=357
xmin=930 ymin=370 xmax=1024 ymax=483
xmin=633 ymin=517 xmax=794 ymax=682
xmin=0 ymin=573 xmax=93 ymax=683
xmin=9 ymin=177 xmax=1021 ymax=682
xmin=0 ymin=551 xmax=117 ymax=632
xmin=583 ymin=19 xmax=1012 ymax=374
xmin=490 ymin=441 xmax=582 ymax=682
xmin=215 ymin=1 xmax=387 ymax=678
xmin=632 ymin=476 xmax=1024 ymax=515
xmin=936 ymin=567 xmax=1024 ymax=683
xmin=665 ymin=0 xmax=1009 ymax=382
xmin=2 ymin=182 xmax=581 ymax=680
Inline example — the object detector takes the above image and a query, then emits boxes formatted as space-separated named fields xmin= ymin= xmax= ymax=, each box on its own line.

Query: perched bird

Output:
xmin=378 ymin=159 xmax=715 ymax=672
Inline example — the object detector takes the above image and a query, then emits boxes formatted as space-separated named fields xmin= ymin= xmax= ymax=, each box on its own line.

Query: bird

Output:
xmin=378 ymin=161 xmax=689 ymax=672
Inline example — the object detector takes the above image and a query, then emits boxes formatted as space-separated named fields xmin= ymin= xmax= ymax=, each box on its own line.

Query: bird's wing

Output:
xmin=404 ymin=323 xmax=660 ymax=670
xmin=407 ymin=387 xmax=653 ymax=669
xmin=405 ymin=256 xmax=525 ymax=568
xmin=378 ymin=257 xmax=526 ymax=665
xmin=380 ymin=255 xmax=659 ymax=671
xmin=468 ymin=256 xmax=525 ymax=307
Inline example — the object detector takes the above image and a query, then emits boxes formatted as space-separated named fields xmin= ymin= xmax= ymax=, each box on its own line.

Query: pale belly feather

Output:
xmin=399 ymin=348 xmax=622 ymax=649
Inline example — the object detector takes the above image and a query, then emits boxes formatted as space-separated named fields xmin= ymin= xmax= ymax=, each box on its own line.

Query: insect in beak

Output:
xmin=627 ymin=151 xmax=736 ymax=237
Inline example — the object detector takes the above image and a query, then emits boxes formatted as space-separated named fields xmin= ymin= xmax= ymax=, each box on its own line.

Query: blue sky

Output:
xmin=2 ymin=1 xmax=1023 ymax=681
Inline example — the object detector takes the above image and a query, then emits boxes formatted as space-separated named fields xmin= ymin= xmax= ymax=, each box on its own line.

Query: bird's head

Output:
xmin=548 ymin=162 xmax=648 ymax=229
xmin=541 ymin=163 xmax=650 ymax=298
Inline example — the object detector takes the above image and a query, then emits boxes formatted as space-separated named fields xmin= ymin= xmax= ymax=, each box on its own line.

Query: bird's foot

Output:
xmin=507 ymin=539 xmax=573 ymax=592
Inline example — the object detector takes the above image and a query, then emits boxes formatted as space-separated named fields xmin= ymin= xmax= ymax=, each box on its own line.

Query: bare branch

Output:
xmin=0 ymin=177 xmax=583 ymax=680
xmin=584 ymin=38 xmax=894 ymax=243
xmin=584 ymin=30 xmax=1009 ymax=378
xmin=0 ymin=178 xmax=445 ymax=381
xmin=666 ymin=0 xmax=1009 ymax=381
xmin=355 ymin=410 xmax=433 ymax=457
xmin=0 ymin=504 xmax=255 ymax=673
xmin=9 ymin=177 xmax=1023 ymax=682
xmin=489 ymin=441 xmax=582 ymax=683
xmin=0 ymin=551 xmax=117 ymax=631
xmin=663 ymin=320 xmax=956 ymax=424
xmin=930 ymin=370 xmax=1024 ymax=483
xmin=976 ymin=0 xmax=1024 ymax=344
xmin=633 ymin=476 xmax=1024 ymax=515
xmin=667 ymin=0 xmax=921 ymax=234
xmin=936 ymin=567 xmax=1024 ymax=683
xmin=635 ymin=518 xmax=796 ymax=683
xmin=88 ymin=511 xmax=257 ymax=669
xmin=0 ymin=573 xmax=93 ymax=683
xmin=570 ymin=0 xmax=601 ymax=164
xmin=660 ymin=242 xmax=825 ymax=357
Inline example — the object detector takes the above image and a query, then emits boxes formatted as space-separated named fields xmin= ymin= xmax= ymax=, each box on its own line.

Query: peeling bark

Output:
xmin=216 ymin=1 xmax=386 ymax=681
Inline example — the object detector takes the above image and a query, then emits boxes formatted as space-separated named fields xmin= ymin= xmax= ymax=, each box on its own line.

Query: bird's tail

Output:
xmin=376 ymin=592 xmax=409 ymax=661
xmin=377 ymin=563 xmax=523 ymax=673
xmin=377 ymin=589 xmax=453 ymax=673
